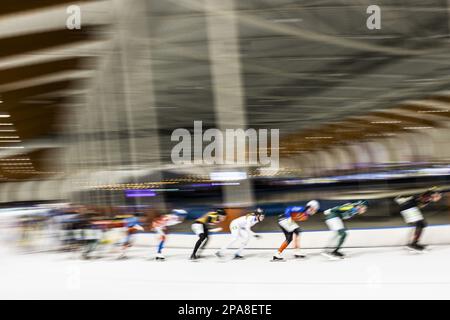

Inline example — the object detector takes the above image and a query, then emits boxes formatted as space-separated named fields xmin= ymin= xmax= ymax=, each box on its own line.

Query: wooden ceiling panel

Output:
xmin=0 ymin=57 xmax=93 ymax=86
xmin=1 ymin=78 xmax=87 ymax=102
xmin=0 ymin=25 xmax=107 ymax=60
xmin=0 ymin=0 xmax=99 ymax=18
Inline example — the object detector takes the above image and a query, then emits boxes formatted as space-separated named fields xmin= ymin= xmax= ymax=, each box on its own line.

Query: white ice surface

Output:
xmin=1 ymin=245 xmax=450 ymax=300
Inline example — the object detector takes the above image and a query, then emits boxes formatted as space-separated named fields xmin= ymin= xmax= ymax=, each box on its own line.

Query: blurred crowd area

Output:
xmin=0 ymin=204 xmax=151 ymax=257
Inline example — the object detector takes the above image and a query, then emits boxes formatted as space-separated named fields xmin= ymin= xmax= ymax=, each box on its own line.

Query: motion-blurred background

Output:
xmin=0 ymin=0 xmax=449 ymax=234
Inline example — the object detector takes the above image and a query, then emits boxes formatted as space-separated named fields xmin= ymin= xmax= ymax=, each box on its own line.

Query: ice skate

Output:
xmin=155 ymin=253 xmax=165 ymax=261
xmin=117 ymin=253 xmax=128 ymax=260
xmin=321 ymin=251 xmax=342 ymax=261
xmin=293 ymin=249 xmax=306 ymax=259
xmin=189 ymin=254 xmax=199 ymax=261
xmin=407 ymin=243 xmax=427 ymax=253
xmin=271 ymin=253 xmax=285 ymax=262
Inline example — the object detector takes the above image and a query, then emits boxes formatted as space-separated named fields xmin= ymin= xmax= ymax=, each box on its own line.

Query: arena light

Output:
xmin=403 ymin=126 xmax=433 ymax=130
xmin=211 ymin=182 xmax=240 ymax=186
xmin=124 ymin=189 xmax=156 ymax=197
xmin=272 ymin=18 xmax=302 ymax=23
xmin=305 ymin=136 xmax=333 ymax=139
xmin=210 ymin=171 xmax=247 ymax=181
xmin=0 ymin=158 xmax=30 ymax=161
xmin=417 ymin=110 xmax=449 ymax=113
xmin=370 ymin=120 xmax=402 ymax=124
xmin=0 ymin=146 xmax=24 ymax=149
xmin=365 ymin=133 xmax=396 ymax=137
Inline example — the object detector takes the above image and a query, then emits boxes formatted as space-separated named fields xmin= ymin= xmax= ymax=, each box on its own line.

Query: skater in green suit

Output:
xmin=322 ymin=200 xmax=368 ymax=260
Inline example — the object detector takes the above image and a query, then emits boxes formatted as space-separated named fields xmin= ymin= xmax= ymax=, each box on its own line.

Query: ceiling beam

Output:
xmin=0 ymin=25 xmax=107 ymax=60
xmin=1 ymin=78 xmax=88 ymax=103
xmin=0 ymin=0 xmax=100 ymax=17
xmin=0 ymin=57 xmax=93 ymax=86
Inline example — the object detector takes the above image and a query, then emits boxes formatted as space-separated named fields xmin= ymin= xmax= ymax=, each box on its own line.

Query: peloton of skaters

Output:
xmin=64 ymin=186 xmax=444 ymax=262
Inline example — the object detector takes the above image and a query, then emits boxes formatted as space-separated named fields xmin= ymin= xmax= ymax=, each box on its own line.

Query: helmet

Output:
xmin=216 ymin=208 xmax=226 ymax=216
xmin=172 ymin=209 xmax=187 ymax=216
xmin=254 ymin=208 xmax=265 ymax=221
xmin=306 ymin=200 xmax=320 ymax=210
xmin=172 ymin=209 xmax=188 ymax=221
xmin=255 ymin=208 xmax=264 ymax=215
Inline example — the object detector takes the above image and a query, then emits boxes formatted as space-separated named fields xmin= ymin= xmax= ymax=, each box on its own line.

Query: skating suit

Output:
xmin=277 ymin=206 xmax=309 ymax=233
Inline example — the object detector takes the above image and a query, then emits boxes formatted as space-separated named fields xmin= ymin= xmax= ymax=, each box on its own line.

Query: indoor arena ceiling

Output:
xmin=0 ymin=0 xmax=110 ymax=180
xmin=148 ymin=0 xmax=450 ymax=160
xmin=0 ymin=0 xmax=449 ymax=180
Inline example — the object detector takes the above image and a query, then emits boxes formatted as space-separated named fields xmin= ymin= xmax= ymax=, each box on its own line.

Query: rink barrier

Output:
xmin=133 ymin=223 xmax=450 ymax=249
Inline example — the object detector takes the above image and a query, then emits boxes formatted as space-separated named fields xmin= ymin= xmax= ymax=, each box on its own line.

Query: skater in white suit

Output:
xmin=216 ymin=208 xmax=265 ymax=259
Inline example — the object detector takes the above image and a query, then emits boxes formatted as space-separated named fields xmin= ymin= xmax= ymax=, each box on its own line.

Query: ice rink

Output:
xmin=1 ymin=244 xmax=450 ymax=300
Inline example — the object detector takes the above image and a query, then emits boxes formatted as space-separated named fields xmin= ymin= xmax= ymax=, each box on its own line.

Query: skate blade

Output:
xmin=294 ymin=255 xmax=306 ymax=259
xmin=321 ymin=252 xmax=341 ymax=261
xmin=270 ymin=258 xmax=286 ymax=262
xmin=406 ymin=248 xmax=427 ymax=254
